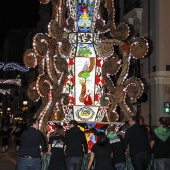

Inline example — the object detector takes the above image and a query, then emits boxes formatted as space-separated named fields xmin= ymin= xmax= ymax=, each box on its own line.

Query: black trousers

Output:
xmin=131 ymin=152 xmax=151 ymax=170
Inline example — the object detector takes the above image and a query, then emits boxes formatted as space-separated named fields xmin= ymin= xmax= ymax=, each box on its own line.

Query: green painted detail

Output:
xmin=81 ymin=72 xmax=90 ymax=78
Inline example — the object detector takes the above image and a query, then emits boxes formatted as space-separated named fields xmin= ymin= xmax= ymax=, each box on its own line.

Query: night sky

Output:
xmin=0 ymin=0 xmax=40 ymax=49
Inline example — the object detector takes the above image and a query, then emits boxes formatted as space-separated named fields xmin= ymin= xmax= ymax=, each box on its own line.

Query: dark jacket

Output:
xmin=107 ymin=132 xmax=125 ymax=164
xmin=65 ymin=126 xmax=88 ymax=157
xmin=151 ymin=126 xmax=170 ymax=159
xmin=18 ymin=127 xmax=47 ymax=158
xmin=1 ymin=126 xmax=10 ymax=138
xmin=124 ymin=123 xmax=151 ymax=156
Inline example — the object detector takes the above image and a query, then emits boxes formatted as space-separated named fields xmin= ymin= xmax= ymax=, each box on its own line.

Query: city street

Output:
xmin=0 ymin=147 xmax=17 ymax=170
xmin=0 ymin=137 xmax=17 ymax=170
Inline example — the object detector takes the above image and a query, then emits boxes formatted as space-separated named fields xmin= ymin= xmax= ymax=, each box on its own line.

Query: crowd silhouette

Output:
xmin=1 ymin=117 xmax=170 ymax=170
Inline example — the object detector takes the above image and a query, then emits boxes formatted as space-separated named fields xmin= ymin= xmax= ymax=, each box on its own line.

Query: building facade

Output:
xmin=120 ymin=0 xmax=170 ymax=126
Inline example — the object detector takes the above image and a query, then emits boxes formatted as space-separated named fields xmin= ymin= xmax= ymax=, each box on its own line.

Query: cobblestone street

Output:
xmin=0 ymin=148 xmax=17 ymax=170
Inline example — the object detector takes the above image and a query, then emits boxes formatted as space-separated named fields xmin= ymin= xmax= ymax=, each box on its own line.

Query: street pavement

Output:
xmin=0 ymin=143 xmax=17 ymax=170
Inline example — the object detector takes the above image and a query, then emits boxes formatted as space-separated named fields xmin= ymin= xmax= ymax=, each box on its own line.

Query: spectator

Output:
xmin=124 ymin=116 xmax=151 ymax=170
xmin=10 ymin=124 xmax=16 ymax=149
xmin=65 ymin=120 xmax=88 ymax=170
xmin=145 ymin=125 xmax=152 ymax=141
xmin=48 ymin=124 xmax=67 ymax=170
xmin=17 ymin=118 xmax=47 ymax=170
xmin=12 ymin=124 xmax=23 ymax=152
xmin=107 ymin=126 xmax=126 ymax=170
xmin=1 ymin=124 xmax=10 ymax=153
xmin=150 ymin=117 xmax=170 ymax=170
xmin=87 ymin=132 xmax=114 ymax=170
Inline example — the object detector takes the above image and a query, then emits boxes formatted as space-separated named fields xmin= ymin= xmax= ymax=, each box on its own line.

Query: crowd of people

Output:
xmin=1 ymin=123 xmax=23 ymax=153
xmin=1 ymin=116 xmax=170 ymax=170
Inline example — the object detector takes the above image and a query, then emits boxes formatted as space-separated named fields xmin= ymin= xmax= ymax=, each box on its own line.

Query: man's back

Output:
xmin=65 ymin=126 xmax=88 ymax=157
xmin=124 ymin=123 xmax=151 ymax=156
xmin=65 ymin=120 xmax=88 ymax=170
xmin=124 ymin=116 xmax=151 ymax=170
xmin=152 ymin=132 xmax=170 ymax=158
xmin=17 ymin=118 xmax=47 ymax=170
xmin=109 ymin=134 xmax=125 ymax=164
xmin=18 ymin=127 xmax=47 ymax=158
xmin=150 ymin=117 xmax=170 ymax=170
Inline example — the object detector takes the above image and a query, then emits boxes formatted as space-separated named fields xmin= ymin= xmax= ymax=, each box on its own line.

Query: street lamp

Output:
xmin=22 ymin=101 xmax=28 ymax=111
xmin=7 ymin=107 xmax=10 ymax=113
xmin=23 ymin=101 xmax=28 ymax=106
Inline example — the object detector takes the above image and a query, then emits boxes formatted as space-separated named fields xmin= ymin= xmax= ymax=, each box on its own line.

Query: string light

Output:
xmin=0 ymin=79 xmax=21 ymax=86
xmin=0 ymin=62 xmax=29 ymax=72
xmin=24 ymin=0 xmax=149 ymax=131
xmin=0 ymin=89 xmax=11 ymax=95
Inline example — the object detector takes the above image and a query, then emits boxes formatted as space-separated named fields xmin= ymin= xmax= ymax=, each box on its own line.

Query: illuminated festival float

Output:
xmin=23 ymin=0 xmax=149 ymax=139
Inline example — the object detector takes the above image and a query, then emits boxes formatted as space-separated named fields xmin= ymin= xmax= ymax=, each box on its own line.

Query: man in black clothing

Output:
xmin=107 ymin=126 xmax=126 ymax=170
xmin=65 ymin=120 xmax=88 ymax=170
xmin=17 ymin=118 xmax=47 ymax=170
xmin=150 ymin=117 xmax=170 ymax=170
xmin=124 ymin=116 xmax=151 ymax=170
xmin=1 ymin=124 xmax=11 ymax=153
